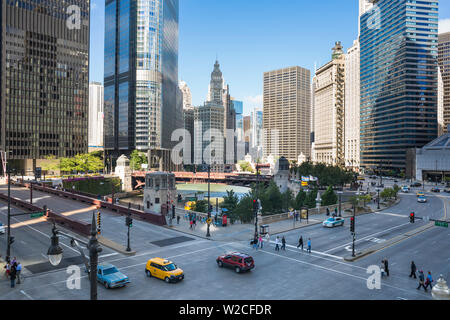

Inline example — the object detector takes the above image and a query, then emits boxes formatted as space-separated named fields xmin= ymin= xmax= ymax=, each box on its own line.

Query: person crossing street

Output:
xmin=417 ymin=270 xmax=427 ymax=291
xmin=297 ymin=236 xmax=304 ymax=251
xmin=307 ymin=238 xmax=311 ymax=254
xmin=425 ymin=271 xmax=433 ymax=290
xmin=281 ymin=236 xmax=286 ymax=251
xmin=409 ymin=261 xmax=417 ymax=279
xmin=275 ymin=236 xmax=280 ymax=251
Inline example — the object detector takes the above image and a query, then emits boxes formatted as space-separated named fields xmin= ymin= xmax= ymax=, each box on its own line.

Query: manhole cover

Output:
xmin=25 ymin=256 xmax=85 ymax=274
xmin=150 ymin=236 xmax=195 ymax=247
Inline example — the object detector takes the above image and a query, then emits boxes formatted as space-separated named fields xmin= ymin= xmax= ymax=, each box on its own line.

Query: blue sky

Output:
xmin=90 ymin=0 xmax=450 ymax=116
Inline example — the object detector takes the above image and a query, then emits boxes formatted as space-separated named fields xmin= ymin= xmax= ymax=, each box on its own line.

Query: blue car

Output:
xmin=322 ymin=217 xmax=345 ymax=228
xmin=97 ymin=264 xmax=130 ymax=289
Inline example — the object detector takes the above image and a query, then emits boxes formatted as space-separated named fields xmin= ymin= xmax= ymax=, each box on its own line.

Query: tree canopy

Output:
xmin=130 ymin=150 xmax=148 ymax=171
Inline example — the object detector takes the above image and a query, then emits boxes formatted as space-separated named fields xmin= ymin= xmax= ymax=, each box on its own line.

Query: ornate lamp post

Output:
xmin=376 ymin=188 xmax=380 ymax=210
xmin=432 ymin=275 xmax=450 ymax=300
xmin=206 ymin=163 xmax=211 ymax=238
xmin=47 ymin=213 xmax=102 ymax=300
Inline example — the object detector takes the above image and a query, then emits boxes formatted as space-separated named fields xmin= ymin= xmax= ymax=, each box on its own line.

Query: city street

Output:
xmin=0 ymin=183 xmax=448 ymax=300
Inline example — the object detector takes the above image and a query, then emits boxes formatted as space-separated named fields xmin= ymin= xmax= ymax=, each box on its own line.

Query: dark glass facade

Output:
xmin=104 ymin=0 xmax=180 ymax=162
xmin=360 ymin=0 xmax=438 ymax=170
xmin=0 ymin=0 xmax=90 ymax=173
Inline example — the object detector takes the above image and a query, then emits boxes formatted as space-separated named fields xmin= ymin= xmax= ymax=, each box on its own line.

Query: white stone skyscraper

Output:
xmin=179 ymin=81 xmax=192 ymax=109
xmin=89 ymin=82 xmax=104 ymax=152
xmin=345 ymin=40 xmax=360 ymax=170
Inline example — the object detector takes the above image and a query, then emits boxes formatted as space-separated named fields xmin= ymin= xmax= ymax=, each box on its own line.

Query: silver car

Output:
xmin=0 ymin=223 xmax=5 ymax=235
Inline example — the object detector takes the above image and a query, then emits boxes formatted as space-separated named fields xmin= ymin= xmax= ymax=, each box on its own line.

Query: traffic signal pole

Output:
xmin=126 ymin=203 xmax=131 ymax=252
xmin=6 ymin=169 xmax=11 ymax=262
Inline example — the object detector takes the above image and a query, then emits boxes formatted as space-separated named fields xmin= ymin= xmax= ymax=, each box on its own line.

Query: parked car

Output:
xmin=322 ymin=217 xmax=345 ymax=228
xmin=145 ymin=258 xmax=184 ymax=283
xmin=216 ymin=252 xmax=254 ymax=273
xmin=417 ymin=196 xmax=427 ymax=203
xmin=97 ymin=264 xmax=130 ymax=289
xmin=376 ymin=184 xmax=384 ymax=188
xmin=410 ymin=182 xmax=422 ymax=188
xmin=431 ymin=187 xmax=440 ymax=193
xmin=0 ymin=223 xmax=5 ymax=235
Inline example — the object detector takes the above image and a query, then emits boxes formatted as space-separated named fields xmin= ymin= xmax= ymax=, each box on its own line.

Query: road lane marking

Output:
xmin=99 ymin=253 xmax=119 ymax=259
xmin=323 ymin=222 xmax=411 ymax=254
xmin=375 ymin=212 xmax=407 ymax=218
xmin=238 ymin=243 xmax=431 ymax=299
xmin=268 ymin=241 xmax=343 ymax=260
xmin=20 ymin=290 xmax=34 ymax=300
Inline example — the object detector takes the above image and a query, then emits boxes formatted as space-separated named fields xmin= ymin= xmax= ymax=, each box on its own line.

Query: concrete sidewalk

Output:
xmin=163 ymin=208 xmax=375 ymax=242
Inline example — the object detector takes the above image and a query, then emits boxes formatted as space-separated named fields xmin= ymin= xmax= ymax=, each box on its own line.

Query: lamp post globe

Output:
xmin=47 ymin=226 xmax=63 ymax=266
xmin=432 ymin=275 xmax=450 ymax=300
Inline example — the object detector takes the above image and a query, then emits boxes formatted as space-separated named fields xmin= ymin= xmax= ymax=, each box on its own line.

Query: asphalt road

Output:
xmin=0 ymin=183 xmax=448 ymax=300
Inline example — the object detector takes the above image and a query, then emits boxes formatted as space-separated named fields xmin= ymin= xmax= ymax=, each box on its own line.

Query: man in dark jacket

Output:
xmin=383 ymin=259 xmax=389 ymax=277
xmin=281 ymin=236 xmax=286 ymax=251
xmin=10 ymin=264 xmax=17 ymax=288
xmin=297 ymin=236 xmax=304 ymax=251
xmin=409 ymin=261 xmax=417 ymax=279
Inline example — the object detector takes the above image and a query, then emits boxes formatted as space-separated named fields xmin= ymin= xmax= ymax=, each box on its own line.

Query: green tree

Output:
xmin=193 ymin=200 xmax=208 ymax=213
xmin=393 ymin=184 xmax=400 ymax=200
xmin=321 ymin=186 xmax=338 ymax=206
xmin=130 ymin=150 xmax=148 ymax=171
xmin=234 ymin=194 xmax=254 ymax=223
xmin=41 ymin=155 xmax=61 ymax=174
xmin=220 ymin=190 xmax=239 ymax=217
xmin=293 ymin=190 xmax=307 ymax=210
xmin=281 ymin=189 xmax=294 ymax=212
xmin=264 ymin=181 xmax=283 ymax=214
xmin=305 ymin=189 xmax=318 ymax=208
xmin=237 ymin=161 xmax=254 ymax=173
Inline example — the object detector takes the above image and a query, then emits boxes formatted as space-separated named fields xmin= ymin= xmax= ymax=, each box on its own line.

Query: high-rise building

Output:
xmin=104 ymin=0 xmax=181 ymax=170
xmin=89 ymin=83 xmax=104 ymax=152
xmin=0 ymin=0 xmax=90 ymax=174
xmin=232 ymin=100 xmax=244 ymax=142
xmin=313 ymin=42 xmax=346 ymax=166
xmin=179 ymin=81 xmax=192 ymax=109
xmin=250 ymin=108 xmax=263 ymax=160
xmin=438 ymin=66 xmax=444 ymax=137
xmin=263 ymin=66 xmax=311 ymax=161
xmin=345 ymin=40 xmax=360 ymax=170
xmin=358 ymin=0 xmax=373 ymax=34
xmin=360 ymin=0 xmax=438 ymax=171
xmin=183 ymin=107 xmax=195 ymax=165
xmin=438 ymin=32 xmax=450 ymax=135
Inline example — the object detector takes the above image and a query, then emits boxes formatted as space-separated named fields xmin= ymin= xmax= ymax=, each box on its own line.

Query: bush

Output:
xmin=63 ymin=177 xmax=122 ymax=196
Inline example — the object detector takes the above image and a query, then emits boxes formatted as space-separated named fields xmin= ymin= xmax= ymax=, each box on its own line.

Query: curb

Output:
xmin=343 ymin=222 xmax=435 ymax=262
xmin=162 ymin=225 xmax=213 ymax=241
xmin=98 ymin=236 xmax=137 ymax=256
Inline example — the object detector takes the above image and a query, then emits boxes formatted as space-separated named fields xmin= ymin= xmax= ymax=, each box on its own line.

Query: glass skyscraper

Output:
xmin=0 ymin=0 xmax=90 ymax=174
xmin=104 ymin=0 xmax=180 ymax=165
xmin=359 ymin=0 xmax=438 ymax=171
xmin=232 ymin=100 xmax=244 ymax=141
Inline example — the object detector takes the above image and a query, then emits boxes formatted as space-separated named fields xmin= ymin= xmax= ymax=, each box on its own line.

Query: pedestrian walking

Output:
xmin=275 ymin=236 xmax=280 ymax=251
xmin=177 ymin=215 xmax=180 ymax=224
xmin=189 ymin=219 xmax=193 ymax=230
xmin=11 ymin=257 xmax=17 ymax=266
xmin=193 ymin=219 xmax=196 ymax=230
xmin=383 ymin=259 xmax=389 ymax=277
xmin=409 ymin=261 xmax=417 ymax=279
xmin=425 ymin=271 xmax=433 ymax=290
xmin=307 ymin=238 xmax=311 ymax=253
xmin=297 ymin=236 xmax=304 ymax=251
xmin=265 ymin=233 xmax=270 ymax=247
xmin=258 ymin=235 xmax=263 ymax=249
xmin=326 ymin=208 xmax=330 ymax=216
xmin=4 ymin=261 xmax=10 ymax=279
xmin=281 ymin=236 xmax=286 ymax=251
xmin=9 ymin=264 xmax=16 ymax=288
xmin=252 ymin=236 xmax=258 ymax=250
xmin=417 ymin=270 xmax=427 ymax=291
xmin=15 ymin=261 xmax=22 ymax=284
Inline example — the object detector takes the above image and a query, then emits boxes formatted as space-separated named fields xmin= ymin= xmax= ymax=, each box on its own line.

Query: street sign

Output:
xmin=30 ymin=212 xmax=45 ymax=218
xmin=206 ymin=218 xmax=212 ymax=225
xmin=435 ymin=221 xmax=449 ymax=228
xmin=35 ymin=167 xmax=42 ymax=179
xmin=301 ymin=181 xmax=308 ymax=187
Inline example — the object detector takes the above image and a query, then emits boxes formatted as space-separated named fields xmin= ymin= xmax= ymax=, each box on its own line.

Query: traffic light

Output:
xmin=350 ymin=217 xmax=355 ymax=233
xmin=97 ymin=211 xmax=101 ymax=235
xmin=253 ymin=199 xmax=258 ymax=212
xmin=410 ymin=212 xmax=415 ymax=223
xmin=126 ymin=216 xmax=133 ymax=228
xmin=9 ymin=236 xmax=15 ymax=245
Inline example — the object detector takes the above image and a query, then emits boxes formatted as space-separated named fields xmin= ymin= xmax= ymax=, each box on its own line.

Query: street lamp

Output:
xmin=337 ymin=191 xmax=343 ymax=217
xmin=206 ymin=162 xmax=211 ymax=238
xmin=432 ymin=275 xmax=450 ymax=300
xmin=47 ymin=225 xmax=63 ymax=266
xmin=376 ymin=188 xmax=380 ymax=210
xmin=47 ymin=213 xmax=102 ymax=300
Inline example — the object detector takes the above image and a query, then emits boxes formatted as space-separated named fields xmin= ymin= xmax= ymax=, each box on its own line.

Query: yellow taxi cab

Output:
xmin=416 ymin=191 xmax=425 ymax=197
xmin=145 ymin=258 xmax=184 ymax=283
